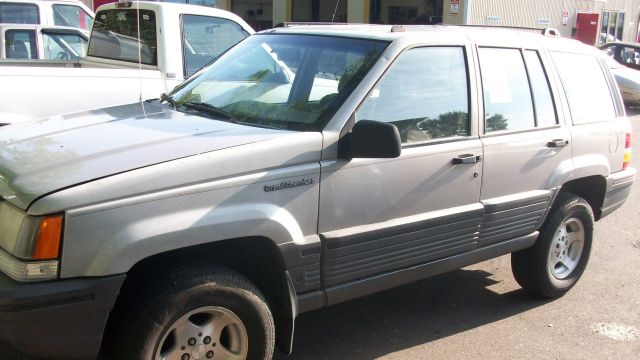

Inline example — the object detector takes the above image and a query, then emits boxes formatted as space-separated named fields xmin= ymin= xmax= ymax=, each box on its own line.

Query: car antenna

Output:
xmin=331 ymin=0 xmax=341 ymax=23
xmin=135 ymin=0 xmax=147 ymax=117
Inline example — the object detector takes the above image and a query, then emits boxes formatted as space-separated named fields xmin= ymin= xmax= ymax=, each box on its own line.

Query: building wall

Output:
xmin=467 ymin=0 xmax=639 ymax=43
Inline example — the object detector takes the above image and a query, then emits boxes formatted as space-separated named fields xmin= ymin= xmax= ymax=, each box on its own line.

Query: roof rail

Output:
xmin=275 ymin=22 xmax=356 ymax=27
xmin=452 ymin=24 xmax=561 ymax=36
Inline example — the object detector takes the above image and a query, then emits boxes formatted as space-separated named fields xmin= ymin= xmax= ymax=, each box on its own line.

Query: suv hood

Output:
xmin=0 ymin=102 xmax=289 ymax=210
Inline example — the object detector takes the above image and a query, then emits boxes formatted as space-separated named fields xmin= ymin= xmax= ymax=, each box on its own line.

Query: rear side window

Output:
xmin=88 ymin=9 xmax=157 ymax=65
xmin=479 ymin=48 xmax=558 ymax=133
xmin=355 ymin=46 xmax=469 ymax=143
xmin=523 ymin=50 xmax=557 ymax=127
xmin=5 ymin=29 xmax=37 ymax=59
xmin=479 ymin=48 xmax=534 ymax=132
xmin=182 ymin=15 xmax=249 ymax=77
xmin=0 ymin=3 xmax=39 ymax=24
xmin=552 ymin=52 xmax=617 ymax=124
xmin=53 ymin=4 xmax=93 ymax=30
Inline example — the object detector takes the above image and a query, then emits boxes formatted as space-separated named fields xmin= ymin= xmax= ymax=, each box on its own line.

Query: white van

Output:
xmin=0 ymin=0 xmax=94 ymax=30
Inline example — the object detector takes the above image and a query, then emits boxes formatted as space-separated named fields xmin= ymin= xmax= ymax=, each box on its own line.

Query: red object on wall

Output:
xmin=93 ymin=0 xmax=116 ymax=11
xmin=575 ymin=12 xmax=599 ymax=46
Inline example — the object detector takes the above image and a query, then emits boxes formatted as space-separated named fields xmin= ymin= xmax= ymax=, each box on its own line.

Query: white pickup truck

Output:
xmin=0 ymin=1 xmax=253 ymax=125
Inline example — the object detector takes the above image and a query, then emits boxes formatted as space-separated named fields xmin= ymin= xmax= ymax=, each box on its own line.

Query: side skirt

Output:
xmin=297 ymin=231 xmax=538 ymax=313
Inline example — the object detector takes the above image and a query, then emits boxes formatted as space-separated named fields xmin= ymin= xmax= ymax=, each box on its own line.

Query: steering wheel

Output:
xmin=56 ymin=51 xmax=70 ymax=60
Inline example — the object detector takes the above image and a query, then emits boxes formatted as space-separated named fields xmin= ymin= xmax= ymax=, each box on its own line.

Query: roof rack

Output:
xmin=275 ymin=22 xmax=358 ymax=27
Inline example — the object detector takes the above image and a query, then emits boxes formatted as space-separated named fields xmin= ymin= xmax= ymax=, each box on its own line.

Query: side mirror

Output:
xmin=340 ymin=120 xmax=401 ymax=159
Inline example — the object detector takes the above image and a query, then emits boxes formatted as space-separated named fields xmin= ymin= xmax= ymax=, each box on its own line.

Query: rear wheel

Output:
xmin=511 ymin=193 xmax=594 ymax=298
xmin=103 ymin=266 xmax=275 ymax=360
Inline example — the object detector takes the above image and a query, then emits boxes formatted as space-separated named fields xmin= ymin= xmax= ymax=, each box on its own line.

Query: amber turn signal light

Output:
xmin=33 ymin=215 xmax=63 ymax=260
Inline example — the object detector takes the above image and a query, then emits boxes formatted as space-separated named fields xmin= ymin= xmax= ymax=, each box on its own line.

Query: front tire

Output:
xmin=511 ymin=193 xmax=594 ymax=298
xmin=103 ymin=266 xmax=275 ymax=360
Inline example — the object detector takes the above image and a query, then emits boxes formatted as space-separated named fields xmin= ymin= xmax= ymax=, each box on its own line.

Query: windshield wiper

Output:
xmin=180 ymin=101 xmax=237 ymax=122
xmin=160 ymin=93 xmax=177 ymax=108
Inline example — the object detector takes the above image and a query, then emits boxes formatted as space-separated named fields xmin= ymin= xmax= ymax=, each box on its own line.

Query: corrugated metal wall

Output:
xmin=465 ymin=0 xmax=639 ymax=42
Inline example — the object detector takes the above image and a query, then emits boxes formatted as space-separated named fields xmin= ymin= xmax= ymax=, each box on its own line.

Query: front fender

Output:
xmin=61 ymin=202 xmax=309 ymax=277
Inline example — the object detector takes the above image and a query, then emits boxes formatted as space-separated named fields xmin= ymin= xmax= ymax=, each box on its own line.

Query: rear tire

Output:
xmin=511 ymin=193 xmax=594 ymax=298
xmin=102 ymin=265 xmax=275 ymax=360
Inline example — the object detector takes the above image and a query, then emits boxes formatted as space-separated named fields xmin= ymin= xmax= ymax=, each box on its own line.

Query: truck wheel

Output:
xmin=105 ymin=266 xmax=274 ymax=360
xmin=511 ymin=193 xmax=594 ymax=298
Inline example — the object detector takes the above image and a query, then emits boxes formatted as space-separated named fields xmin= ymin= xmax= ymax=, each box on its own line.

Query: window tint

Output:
xmin=5 ymin=29 xmax=37 ymax=59
xmin=43 ymin=32 xmax=87 ymax=59
xmin=552 ymin=52 xmax=616 ymax=124
xmin=53 ymin=5 xmax=93 ymax=30
xmin=0 ymin=3 xmax=39 ymax=24
xmin=88 ymin=9 xmax=157 ymax=65
xmin=524 ymin=50 xmax=557 ymax=127
xmin=356 ymin=47 xmax=469 ymax=143
xmin=182 ymin=15 xmax=249 ymax=77
xmin=479 ymin=48 xmax=534 ymax=132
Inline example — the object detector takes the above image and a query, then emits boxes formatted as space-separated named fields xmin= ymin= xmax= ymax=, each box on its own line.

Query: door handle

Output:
xmin=547 ymin=139 xmax=569 ymax=148
xmin=453 ymin=154 xmax=482 ymax=165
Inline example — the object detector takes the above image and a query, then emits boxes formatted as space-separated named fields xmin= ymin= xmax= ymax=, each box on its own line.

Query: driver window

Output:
xmin=355 ymin=46 xmax=469 ymax=144
xmin=43 ymin=33 xmax=87 ymax=60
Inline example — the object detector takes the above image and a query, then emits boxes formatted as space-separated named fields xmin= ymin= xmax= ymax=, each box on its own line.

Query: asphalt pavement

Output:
xmin=2 ymin=111 xmax=640 ymax=360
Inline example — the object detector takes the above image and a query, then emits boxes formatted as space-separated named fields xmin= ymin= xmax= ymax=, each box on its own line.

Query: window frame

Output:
xmin=478 ymin=46 xmax=561 ymax=138
xmin=351 ymin=44 xmax=474 ymax=148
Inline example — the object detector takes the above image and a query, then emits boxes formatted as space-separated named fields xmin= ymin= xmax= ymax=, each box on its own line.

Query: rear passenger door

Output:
xmin=476 ymin=46 xmax=572 ymax=247
xmin=319 ymin=45 xmax=483 ymax=288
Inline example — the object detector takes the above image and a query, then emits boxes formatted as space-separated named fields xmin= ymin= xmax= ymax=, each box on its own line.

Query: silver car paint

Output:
xmin=0 ymin=102 xmax=292 ymax=210
xmin=0 ymin=27 xmax=632 ymax=282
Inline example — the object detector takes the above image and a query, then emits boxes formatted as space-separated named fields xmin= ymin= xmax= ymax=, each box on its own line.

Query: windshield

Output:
xmin=170 ymin=34 xmax=388 ymax=131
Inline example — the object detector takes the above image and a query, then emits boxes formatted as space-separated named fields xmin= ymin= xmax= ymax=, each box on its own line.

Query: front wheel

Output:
xmin=511 ymin=193 xmax=594 ymax=298
xmin=103 ymin=266 xmax=275 ymax=360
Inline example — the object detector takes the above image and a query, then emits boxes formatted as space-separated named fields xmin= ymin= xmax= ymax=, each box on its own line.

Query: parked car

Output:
xmin=0 ymin=0 xmax=93 ymax=30
xmin=600 ymin=41 xmax=640 ymax=71
xmin=0 ymin=23 xmax=87 ymax=59
xmin=605 ymin=56 xmax=640 ymax=105
xmin=0 ymin=1 xmax=253 ymax=125
xmin=0 ymin=24 xmax=634 ymax=360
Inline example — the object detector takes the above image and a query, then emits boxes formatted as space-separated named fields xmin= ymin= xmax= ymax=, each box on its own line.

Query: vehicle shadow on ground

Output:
xmin=275 ymin=268 xmax=551 ymax=360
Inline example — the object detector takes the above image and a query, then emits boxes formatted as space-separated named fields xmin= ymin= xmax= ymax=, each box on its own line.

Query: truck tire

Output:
xmin=511 ymin=193 xmax=594 ymax=298
xmin=103 ymin=265 xmax=275 ymax=360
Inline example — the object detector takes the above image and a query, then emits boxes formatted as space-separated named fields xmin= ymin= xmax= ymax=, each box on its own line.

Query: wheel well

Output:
xmin=102 ymin=237 xmax=293 ymax=354
xmin=559 ymin=175 xmax=607 ymax=221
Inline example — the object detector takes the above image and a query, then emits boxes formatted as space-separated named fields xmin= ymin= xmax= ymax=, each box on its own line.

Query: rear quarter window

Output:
xmin=552 ymin=52 xmax=617 ymax=124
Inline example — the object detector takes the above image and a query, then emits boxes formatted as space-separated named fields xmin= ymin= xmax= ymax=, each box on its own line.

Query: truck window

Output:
xmin=552 ymin=52 xmax=617 ymax=124
xmin=5 ymin=29 xmax=37 ymax=59
xmin=53 ymin=4 xmax=93 ymax=30
xmin=0 ymin=3 xmax=39 ymax=24
xmin=43 ymin=32 xmax=87 ymax=59
xmin=479 ymin=47 xmax=535 ymax=133
xmin=355 ymin=46 xmax=470 ymax=143
xmin=88 ymin=9 xmax=157 ymax=66
xmin=523 ymin=50 xmax=557 ymax=127
xmin=182 ymin=15 xmax=249 ymax=77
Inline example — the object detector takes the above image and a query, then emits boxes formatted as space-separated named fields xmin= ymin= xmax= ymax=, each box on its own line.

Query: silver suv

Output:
xmin=0 ymin=24 xmax=635 ymax=359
